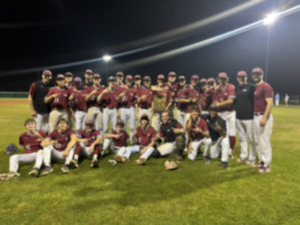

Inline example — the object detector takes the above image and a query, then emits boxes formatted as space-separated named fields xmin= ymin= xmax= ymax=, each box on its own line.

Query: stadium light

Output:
xmin=103 ymin=54 xmax=112 ymax=62
xmin=264 ymin=12 xmax=279 ymax=25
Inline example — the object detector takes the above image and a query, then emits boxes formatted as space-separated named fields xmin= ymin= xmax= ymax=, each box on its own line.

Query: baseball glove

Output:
xmin=164 ymin=160 xmax=178 ymax=171
xmin=5 ymin=144 xmax=18 ymax=155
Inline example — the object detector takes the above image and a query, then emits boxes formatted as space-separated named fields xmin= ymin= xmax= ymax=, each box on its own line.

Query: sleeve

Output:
xmin=46 ymin=88 xmax=53 ymax=97
xmin=47 ymin=131 xmax=55 ymax=140
xmin=29 ymin=83 xmax=36 ymax=97
xmin=175 ymin=121 xmax=183 ymax=129
xmin=264 ymin=84 xmax=274 ymax=99
xmin=19 ymin=135 xmax=24 ymax=146
xmin=69 ymin=129 xmax=76 ymax=137
xmin=38 ymin=130 xmax=47 ymax=138
xmin=227 ymin=85 xmax=236 ymax=99
xmin=77 ymin=131 xmax=84 ymax=138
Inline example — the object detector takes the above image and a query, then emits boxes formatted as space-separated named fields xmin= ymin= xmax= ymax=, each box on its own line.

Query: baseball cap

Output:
xmin=252 ymin=67 xmax=264 ymax=75
xmin=178 ymin=75 xmax=186 ymax=81
xmin=218 ymin=72 xmax=228 ymax=79
xmin=157 ymin=74 xmax=165 ymax=80
xmin=108 ymin=76 xmax=115 ymax=82
xmin=140 ymin=114 xmax=149 ymax=121
xmin=85 ymin=120 xmax=94 ymax=127
xmin=200 ymin=78 xmax=207 ymax=84
xmin=237 ymin=70 xmax=247 ymax=78
xmin=73 ymin=77 xmax=82 ymax=83
xmin=134 ymin=74 xmax=141 ymax=80
xmin=93 ymin=73 xmax=101 ymax=79
xmin=56 ymin=74 xmax=65 ymax=80
xmin=42 ymin=70 xmax=52 ymax=76
xmin=116 ymin=119 xmax=125 ymax=127
xmin=143 ymin=76 xmax=151 ymax=81
xmin=85 ymin=69 xmax=93 ymax=74
xmin=126 ymin=75 xmax=133 ymax=80
xmin=116 ymin=71 xmax=124 ymax=77
xmin=64 ymin=72 xmax=73 ymax=77
xmin=207 ymin=78 xmax=216 ymax=84
xmin=168 ymin=71 xmax=176 ymax=77
xmin=191 ymin=74 xmax=199 ymax=80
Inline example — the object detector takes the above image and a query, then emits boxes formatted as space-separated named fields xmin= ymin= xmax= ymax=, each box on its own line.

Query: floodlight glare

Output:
xmin=263 ymin=12 xmax=279 ymax=25
xmin=103 ymin=54 xmax=112 ymax=62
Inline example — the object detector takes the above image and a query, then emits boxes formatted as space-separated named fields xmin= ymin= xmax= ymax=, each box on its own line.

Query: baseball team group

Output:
xmin=0 ymin=67 xmax=274 ymax=180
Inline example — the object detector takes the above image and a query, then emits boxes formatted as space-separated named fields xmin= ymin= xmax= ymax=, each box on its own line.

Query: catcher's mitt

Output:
xmin=5 ymin=143 xmax=18 ymax=155
xmin=164 ymin=160 xmax=178 ymax=171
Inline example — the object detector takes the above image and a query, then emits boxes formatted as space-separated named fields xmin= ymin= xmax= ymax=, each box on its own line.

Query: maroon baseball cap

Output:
xmin=168 ymin=71 xmax=176 ymax=77
xmin=56 ymin=74 xmax=65 ymax=80
xmin=178 ymin=75 xmax=186 ymax=81
xmin=191 ymin=74 xmax=199 ymax=80
xmin=208 ymin=105 xmax=218 ymax=112
xmin=73 ymin=77 xmax=82 ymax=83
xmin=108 ymin=76 xmax=115 ymax=82
xmin=237 ymin=70 xmax=247 ymax=78
xmin=252 ymin=67 xmax=264 ymax=75
xmin=116 ymin=71 xmax=124 ymax=77
xmin=157 ymin=74 xmax=165 ymax=80
xmin=126 ymin=75 xmax=133 ymax=80
xmin=116 ymin=119 xmax=125 ymax=127
xmin=140 ymin=114 xmax=149 ymax=121
xmin=207 ymin=78 xmax=216 ymax=84
xmin=85 ymin=69 xmax=93 ymax=74
xmin=93 ymin=73 xmax=101 ymax=79
xmin=200 ymin=78 xmax=207 ymax=84
xmin=218 ymin=72 xmax=228 ymax=79
xmin=85 ymin=120 xmax=94 ymax=127
xmin=143 ymin=76 xmax=151 ymax=81
xmin=42 ymin=70 xmax=52 ymax=76
xmin=134 ymin=74 xmax=141 ymax=80
xmin=64 ymin=72 xmax=73 ymax=77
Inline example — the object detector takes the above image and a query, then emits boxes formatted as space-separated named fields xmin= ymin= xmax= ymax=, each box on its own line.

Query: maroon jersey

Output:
xmin=46 ymin=87 xmax=70 ymax=109
xmin=187 ymin=118 xmax=209 ymax=141
xmin=137 ymin=86 xmax=153 ymax=108
xmin=213 ymin=83 xmax=235 ymax=112
xmin=254 ymin=82 xmax=274 ymax=113
xmin=153 ymin=87 xmax=171 ymax=107
xmin=119 ymin=86 xmax=137 ymax=108
xmin=102 ymin=89 xmax=119 ymax=109
xmin=47 ymin=128 xmax=75 ymax=151
xmin=19 ymin=130 xmax=47 ymax=154
xmin=78 ymin=129 xmax=101 ymax=146
xmin=165 ymin=82 xmax=179 ymax=100
xmin=112 ymin=130 xmax=129 ymax=147
xmin=175 ymin=86 xmax=190 ymax=111
xmin=86 ymin=86 xmax=105 ymax=107
xmin=201 ymin=90 xmax=212 ymax=111
xmin=70 ymin=87 xmax=88 ymax=111
xmin=186 ymin=86 xmax=201 ymax=113
xmin=134 ymin=125 xmax=156 ymax=146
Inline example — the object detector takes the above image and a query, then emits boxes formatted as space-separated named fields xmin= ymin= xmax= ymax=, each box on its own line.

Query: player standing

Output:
xmin=165 ymin=71 xmax=178 ymax=116
xmin=235 ymin=71 xmax=256 ymax=164
xmin=175 ymin=75 xmax=190 ymax=128
xmin=64 ymin=72 xmax=73 ymax=89
xmin=83 ymin=69 xmax=93 ymax=88
xmin=28 ymin=69 xmax=53 ymax=132
xmin=136 ymin=76 xmax=153 ymax=120
xmin=251 ymin=67 xmax=274 ymax=173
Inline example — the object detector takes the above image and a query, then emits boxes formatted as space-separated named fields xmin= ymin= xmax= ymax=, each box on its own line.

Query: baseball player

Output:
xmin=204 ymin=78 xmax=215 ymax=113
xmin=155 ymin=111 xmax=186 ymax=162
xmin=133 ymin=74 xmax=142 ymax=90
xmin=28 ymin=69 xmax=53 ymax=132
xmin=40 ymin=118 xmax=77 ymax=175
xmin=0 ymin=119 xmax=46 ymax=180
xmin=275 ymin=93 xmax=280 ymax=106
xmin=83 ymin=69 xmax=93 ymax=88
xmin=165 ymin=71 xmax=178 ymax=116
xmin=64 ymin=72 xmax=73 ymax=89
xmin=71 ymin=120 xmax=102 ymax=168
xmin=235 ymin=71 xmax=256 ymax=165
xmin=198 ymin=78 xmax=210 ymax=114
xmin=113 ymin=115 xmax=156 ymax=165
xmin=284 ymin=93 xmax=289 ymax=107
xmin=85 ymin=73 xmax=105 ymax=131
xmin=117 ymin=75 xmax=137 ymax=140
xmin=175 ymin=75 xmax=190 ymax=128
xmin=211 ymin=72 xmax=236 ymax=158
xmin=69 ymin=77 xmax=88 ymax=133
xmin=136 ymin=76 xmax=153 ymax=121
xmin=184 ymin=75 xmax=202 ymax=120
xmin=251 ymin=67 xmax=274 ymax=173
xmin=115 ymin=71 xmax=125 ymax=88
xmin=201 ymin=106 xmax=230 ymax=169
xmin=97 ymin=76 xmax=120 ymax=135
xmin=186 ymin=105 xmax=210 ymax=160
xmin=45 ymin=74 xmax=70 ymax=133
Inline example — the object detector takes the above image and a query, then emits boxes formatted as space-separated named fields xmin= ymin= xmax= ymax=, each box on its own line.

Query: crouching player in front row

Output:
xmin=186 ymin=105 xmax=210 ymax=161
xmin=113 ymin=115 xmax=156 ymax=165
xmin=71 ymin=120 xmax=102 ymax=168
xmin=0 ymin=119 xmax=46 ymax=180
xmin=201 ymin=106 xmax=230 ymax=169
xmin=40 ymin=118 xmax=77 ymax=175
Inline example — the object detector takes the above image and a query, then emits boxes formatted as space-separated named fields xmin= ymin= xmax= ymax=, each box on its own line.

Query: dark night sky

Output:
xmin=1 ymin=0 xmax=300 ymax=95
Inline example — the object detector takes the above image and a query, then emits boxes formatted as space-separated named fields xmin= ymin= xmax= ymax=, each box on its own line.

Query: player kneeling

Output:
xmin=201 ymin=106 xmax=230 ymax=169
xmin=186 ymin=105 xmax=211 ymax=161
xmin=40 ymin=118 xmax=77 ymax=175
xmin=0 ymin=119 xmax=46 ymax=180
xmin=71 ymin=120 xmax=102 ymax=168
xmin=113 ymin=115 xmax=156 ymax=165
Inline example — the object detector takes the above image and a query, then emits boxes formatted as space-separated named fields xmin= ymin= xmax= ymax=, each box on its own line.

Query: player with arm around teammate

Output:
xmin=186 ymin=105 xmax=211 ymax=161
xmin=40 ymin=118 xmax=77 ymax=175
xmin=70 ymin=120 xmax=102 ymax=168
xmin=0 ymin=119 xmax=46 ymax=180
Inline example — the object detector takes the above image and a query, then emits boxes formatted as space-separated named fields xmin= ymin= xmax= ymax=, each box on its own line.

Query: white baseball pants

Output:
xmin=87 ymin=107 xmax=102 ymax=131
xmin=177 ymin=110 xmax=189 ymax=128
xmin=205 ymin=136 xmax=230 ymax=162
xmin=188 ymin=138 xmax=211 ymax=160
xmin=9 ymin=151 xmax=44 ymax=172
xmin=35 ymin=113 xmax=49 ymax=133
xmin=75 ymin=110 xmax=87 ymax=132
xmin=218 ymin=111 xmax=236 ymax=136
xmin=120 ymin=107 xmax=136 ymax=140
xmin=103 ymin=108 xmax=117 ymax=135
xmin=43 ymin=145 xmax=75 ymax=166
xmin=157 ymin=142 xmax=175 ymax=156
xmin=103 ymin=138 xmax=126 ymax=155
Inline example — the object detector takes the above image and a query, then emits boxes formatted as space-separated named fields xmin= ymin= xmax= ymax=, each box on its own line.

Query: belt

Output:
xmin=254 ymin=112 xmax=264 ymax=116
xmin=140 ymin=106 xmax=150 ymax=109
xmin=121 ymin=106 xmax=132 ymax=109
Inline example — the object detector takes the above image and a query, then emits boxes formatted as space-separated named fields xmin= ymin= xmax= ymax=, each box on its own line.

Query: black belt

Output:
xmin=254 ymin=112 xmax=264 ymax=116
xmin=140 ymin=106 xmax=150 ymax=109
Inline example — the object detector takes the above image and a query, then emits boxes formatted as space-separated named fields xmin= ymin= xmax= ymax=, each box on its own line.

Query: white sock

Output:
xmin=74 ymin=154 xmax=79 ymax=161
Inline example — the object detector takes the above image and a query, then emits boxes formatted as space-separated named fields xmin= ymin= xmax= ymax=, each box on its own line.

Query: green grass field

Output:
xmin=0 ymin=99 xmax=299 ymax=225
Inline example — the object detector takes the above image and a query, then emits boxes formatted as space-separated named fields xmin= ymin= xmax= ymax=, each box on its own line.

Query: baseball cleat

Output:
xmin=221 ymin=161 xmax=230 ymax=170
xmin=237 ymin=157 xmax=246 ymax=163
xmin=246 ymin=160 xmax=255 ymax=166
xmin=134 ymin=158 xmax=146 ymax=165
xmin=69 ymin=159 xmax=79 ymax=169
xmin=90 ymin=159 xmax=99 ymax=168
xmin=61 ymin=165 xmax=70 ymax=174
xmin=252 ymin=161 xmax=264 ymax=168
xmin=108 ymin=159 xmax=118 ymax=166
xmin=41 ymin=166 xmax=53 ymax=176
xmin=258 ymin=166 xmax=271 ymax=174
xmin=114 ymin=155 xmax=123 ymax=162
xmin=175 ymin=154 xmax=183 ymax=163
xmin=28 ymin=168 xmax=39 ymax=177
xmin=0 ymin=172 xmax=20 ymax=180
xmin=203 ymin=156 xmax=211 ymax=164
